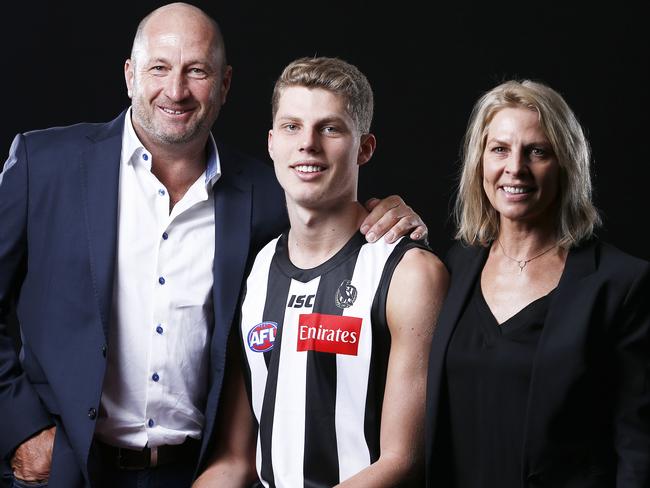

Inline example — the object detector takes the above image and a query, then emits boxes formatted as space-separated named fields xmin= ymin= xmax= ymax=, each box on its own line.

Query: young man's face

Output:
xmin=268 ymin=86 xmax=374 ymax=211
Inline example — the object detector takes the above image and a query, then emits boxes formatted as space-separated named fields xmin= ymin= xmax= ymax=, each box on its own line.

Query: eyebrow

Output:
xmin=147 ymin=57 xmax=170 ymax=65
xmin=146 ymin=57 xmax=212 ymax=68
xmin=486 ymin=137 xmax=551 ymax=147
xmin=276 ymin=114 xmax=349 ymax=125
xmin=318 ymin=116 xmax=348 ymax=125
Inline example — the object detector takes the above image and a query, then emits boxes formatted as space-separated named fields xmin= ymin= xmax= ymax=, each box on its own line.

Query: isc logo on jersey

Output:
xmin=247 ymin=321 xmax=278 ymax=352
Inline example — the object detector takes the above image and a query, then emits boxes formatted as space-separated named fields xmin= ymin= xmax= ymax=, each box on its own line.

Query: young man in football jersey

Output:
xmin=194 ymin=57 xmax=448 ymax=487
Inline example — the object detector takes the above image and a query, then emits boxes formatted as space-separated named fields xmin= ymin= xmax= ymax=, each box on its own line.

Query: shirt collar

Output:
xmin=122 ymin=107 xmax=222 ymax=189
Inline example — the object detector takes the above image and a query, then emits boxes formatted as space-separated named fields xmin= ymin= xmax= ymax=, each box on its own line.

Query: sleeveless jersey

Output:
xmin=239 ymin=231 xmax=424 ymax=487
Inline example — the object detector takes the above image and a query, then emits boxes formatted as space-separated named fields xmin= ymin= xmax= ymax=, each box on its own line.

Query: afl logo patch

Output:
xmin=335 ymin=280 xmax=358 ymax=309
xmin=247 ymin=321 xmax=278 ymax=352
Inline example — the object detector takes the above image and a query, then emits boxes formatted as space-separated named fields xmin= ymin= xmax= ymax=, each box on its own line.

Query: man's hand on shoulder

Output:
xmin=11 ymin=426 xmax=56 ymax=482
xmin=361 ymin=195 xmax=428 ymax=244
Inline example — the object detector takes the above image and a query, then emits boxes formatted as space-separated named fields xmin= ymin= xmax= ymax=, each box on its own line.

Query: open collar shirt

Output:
xmin=95 ymin=109 xmax=221 ymax=448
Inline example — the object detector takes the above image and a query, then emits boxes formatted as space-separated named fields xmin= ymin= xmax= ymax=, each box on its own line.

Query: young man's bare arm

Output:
xmin=193 ymin=338 xmax=257 ymax=487
xmin=336 ymin=247 xmax=449 ymax=487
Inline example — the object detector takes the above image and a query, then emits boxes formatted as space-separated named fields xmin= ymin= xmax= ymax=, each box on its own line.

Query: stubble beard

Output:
xmin=130 ymin=81 xmax=220 ymax=145
xmin=131 ymin=99 xmax=208 ymax=145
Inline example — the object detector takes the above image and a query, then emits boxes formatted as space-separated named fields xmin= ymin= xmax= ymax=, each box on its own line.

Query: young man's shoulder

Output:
xmin=393 ymin=244 xmax=448 ymax=291
xmin=385 ymin=240 xmax=449 ymax=330
xmin=384 ymin=237 xmax=446 ymax=278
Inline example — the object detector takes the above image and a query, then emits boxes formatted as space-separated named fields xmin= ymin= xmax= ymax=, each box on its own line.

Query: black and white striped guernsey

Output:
xmin=239 ymin=231 xmax=426 ymax=487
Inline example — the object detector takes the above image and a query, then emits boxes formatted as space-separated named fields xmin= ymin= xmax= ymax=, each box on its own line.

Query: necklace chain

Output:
xmin=497 ymin=239 xmax=558 ymax=273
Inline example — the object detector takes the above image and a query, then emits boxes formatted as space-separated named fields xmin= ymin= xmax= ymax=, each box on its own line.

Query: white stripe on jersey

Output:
xmin=270 ymin=276 xmax=320 ymax=486
xmin=241 ymin=237 xmax=278 ymax=488
xmin=336 ymin=239 xmax=400 ymax=481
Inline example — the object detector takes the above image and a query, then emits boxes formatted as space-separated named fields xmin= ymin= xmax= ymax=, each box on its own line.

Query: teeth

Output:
xmin=295 ymin=165 xmax=323 ymax=173
xmin=502 ymin=186 xmax=530 ymax=194
xmin=162 ymin=108 xmax=186 ymax=115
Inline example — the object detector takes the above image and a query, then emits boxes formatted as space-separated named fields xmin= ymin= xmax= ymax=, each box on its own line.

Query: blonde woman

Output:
xmin=425 ymin=80 xmax=649 ymax=487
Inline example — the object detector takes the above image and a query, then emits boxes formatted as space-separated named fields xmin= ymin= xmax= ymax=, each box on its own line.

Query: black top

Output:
xmin=427 ymin=240 xmax=650 ymax=488
xmin=445 ymin=280 xmax=554 ymax=487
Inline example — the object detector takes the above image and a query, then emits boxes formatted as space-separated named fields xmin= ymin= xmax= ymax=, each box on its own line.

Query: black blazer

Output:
xmin=425 ymin=239 xmax=650 ymax=487
xmin=0 ymin=112 xmax=287 ymax=487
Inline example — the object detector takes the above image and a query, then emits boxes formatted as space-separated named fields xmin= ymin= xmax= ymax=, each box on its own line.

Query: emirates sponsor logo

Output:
xmin=297 ymin=313 xmax=362 ymax=356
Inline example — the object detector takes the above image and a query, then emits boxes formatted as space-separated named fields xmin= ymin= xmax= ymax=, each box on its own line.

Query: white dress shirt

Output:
xmin=95 ymin=109 xmax=220 ymax=448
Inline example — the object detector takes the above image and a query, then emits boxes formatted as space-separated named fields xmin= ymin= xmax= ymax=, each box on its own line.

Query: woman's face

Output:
xmin=482 ymin=107 xmax=560 ymax=227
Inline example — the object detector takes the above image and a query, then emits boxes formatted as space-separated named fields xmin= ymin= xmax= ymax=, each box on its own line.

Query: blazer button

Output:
xmin=101 ymin=345 xmax=107 ymax=357
xmin=88 ymin=407 xmax=97 ymax=420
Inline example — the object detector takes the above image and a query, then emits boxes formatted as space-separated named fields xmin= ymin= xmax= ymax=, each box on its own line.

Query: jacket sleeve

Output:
xmin=0 ymin=134 xmax=54 ymax=460
xmin=614 ymin=261 xmax=650 ymax=485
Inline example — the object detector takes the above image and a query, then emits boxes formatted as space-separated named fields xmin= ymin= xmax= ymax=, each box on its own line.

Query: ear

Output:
xmin=356 ymin=133 xmax=377 ymax=166
xmin=267 ymin=129 xmax=274 ymax=159
xmin=124 ymin=59 xmax=134 ymax=99
xmin=219 ymin=65 xmax=233 ymax=105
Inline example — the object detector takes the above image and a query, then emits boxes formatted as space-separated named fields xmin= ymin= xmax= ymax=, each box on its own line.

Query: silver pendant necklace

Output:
xmin=497 ymin=239 xmax=558 ymax=273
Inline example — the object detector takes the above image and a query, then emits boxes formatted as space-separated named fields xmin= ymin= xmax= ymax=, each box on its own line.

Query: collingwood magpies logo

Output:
xmin=335 ymin=280 xmax=358 ymax=309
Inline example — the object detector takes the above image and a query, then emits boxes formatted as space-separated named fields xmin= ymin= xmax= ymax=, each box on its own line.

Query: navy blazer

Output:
xmin=0 ymin=112 xmax=287 ymax=487
xmin=425 ymin=240 xmax=650 ymax=487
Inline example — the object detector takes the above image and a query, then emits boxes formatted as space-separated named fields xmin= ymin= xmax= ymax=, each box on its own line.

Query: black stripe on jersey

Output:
xmin=302 ymin=236 xmax=365 ymax=488
xmin=366 ymin=239 xmax=432 ymax=462
xmin=258 ymin=253 xmax=294 ymax=488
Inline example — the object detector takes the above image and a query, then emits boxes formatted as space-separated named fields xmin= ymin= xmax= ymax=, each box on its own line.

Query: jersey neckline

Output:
xmin=273 ymin=231 xmax=367 ymax=282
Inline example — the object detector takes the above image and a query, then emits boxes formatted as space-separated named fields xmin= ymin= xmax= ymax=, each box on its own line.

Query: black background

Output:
xmin=0 ymin=1 xmax=647 ymax=482
xmin=2 ymin=1 xmax=648 ymax=260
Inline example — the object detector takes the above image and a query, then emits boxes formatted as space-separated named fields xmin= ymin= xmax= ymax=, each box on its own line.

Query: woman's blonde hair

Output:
xmin=454 ymin=80 xmax=600 ymax=247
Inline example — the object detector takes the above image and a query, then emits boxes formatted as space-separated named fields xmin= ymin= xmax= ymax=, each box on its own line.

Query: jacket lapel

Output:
xmin=198 ymin=151 xmax=252 ymax=466
xmin=80 ymin=114 xmax=124 ymax=339
xmin=426 ymin=244 xmax=488 ymax=466
xmin=210 ymin=150 xmax=252 ymax=368
xmin=523 ymin=241 xmax=597 ymax=472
